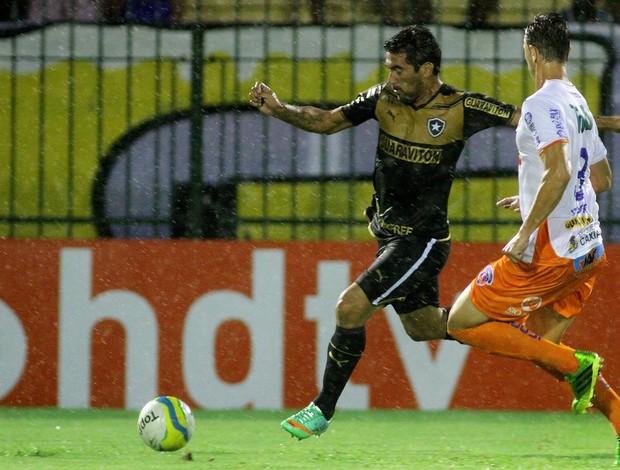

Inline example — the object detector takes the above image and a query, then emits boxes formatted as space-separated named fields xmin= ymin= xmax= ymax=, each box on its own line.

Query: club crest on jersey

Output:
xmin=427 ymin=118 xmax=446 ymax=137
xmin=476 ymin=265 xmax=494 ymax=286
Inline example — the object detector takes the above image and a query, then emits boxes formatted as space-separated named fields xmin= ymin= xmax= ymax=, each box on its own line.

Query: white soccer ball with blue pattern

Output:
xmin=137 ymin=396 xmax=195 ymax=451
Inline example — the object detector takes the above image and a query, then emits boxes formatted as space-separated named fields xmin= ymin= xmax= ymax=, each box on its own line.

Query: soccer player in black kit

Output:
xmin=248 ymin=24 xmax=609 ymax=440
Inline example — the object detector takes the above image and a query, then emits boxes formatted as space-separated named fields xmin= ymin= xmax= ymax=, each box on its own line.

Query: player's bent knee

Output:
xmin=335 ymin=292 xmax=375 ymax=328
xmin=335 ymin=300 xmax=366 ymax=327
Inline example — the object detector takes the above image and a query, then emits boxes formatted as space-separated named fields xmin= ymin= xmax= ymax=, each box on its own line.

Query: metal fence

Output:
xmin=1 ymin=0 xmax=619 ymax=241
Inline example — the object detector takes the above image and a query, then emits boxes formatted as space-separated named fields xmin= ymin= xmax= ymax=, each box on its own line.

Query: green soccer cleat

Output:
xmin=280 ymin=403 xmax=330 ymax=440
xmin=564 ymin=350 xmax=603 ymax=414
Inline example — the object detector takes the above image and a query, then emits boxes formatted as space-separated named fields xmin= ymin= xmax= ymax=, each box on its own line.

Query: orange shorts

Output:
xmin=470 ymin=244 xmax=606 ymax=323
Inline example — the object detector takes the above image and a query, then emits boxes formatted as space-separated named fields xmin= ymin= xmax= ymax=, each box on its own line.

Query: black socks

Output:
xmin=314 ymin=325 xmax=366 ymax=421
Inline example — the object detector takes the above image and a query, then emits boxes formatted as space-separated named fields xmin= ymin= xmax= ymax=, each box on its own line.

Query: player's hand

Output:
xmin=496 ymin=195 xmax=520 ymax=213
xmin=502 ymin=232 xmax=528 ymax=263
xmin=249 ymin=82 xmax=280 ymax=116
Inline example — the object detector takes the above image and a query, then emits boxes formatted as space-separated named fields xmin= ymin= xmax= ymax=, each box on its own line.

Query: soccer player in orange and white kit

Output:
xmin=447 ymin=13 xmax=620 ymax=464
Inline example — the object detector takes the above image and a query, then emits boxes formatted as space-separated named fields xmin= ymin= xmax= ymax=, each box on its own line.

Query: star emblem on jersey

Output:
xmin=427 ymin=117 xmax=446 ymax=137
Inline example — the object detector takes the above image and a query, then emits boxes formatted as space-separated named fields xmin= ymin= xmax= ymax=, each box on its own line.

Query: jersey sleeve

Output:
xmin=462 ymin=92 xmax=516 ymax=138
xmin=521 ymin=96 xmax=569 ymax=155
xmin=589 ymin=129 xmax=607 ymax=165
xmin=340 ymin=84 xmax=383 ymax=126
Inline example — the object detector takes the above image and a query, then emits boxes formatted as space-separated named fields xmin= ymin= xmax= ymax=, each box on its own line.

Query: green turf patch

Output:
xmin=0 ymin=408 xmax=614 ymax=469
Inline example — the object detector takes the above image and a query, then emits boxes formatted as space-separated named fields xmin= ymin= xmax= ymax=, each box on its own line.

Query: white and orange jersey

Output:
xmin=515 ymin=79 xmax=607 ymax=263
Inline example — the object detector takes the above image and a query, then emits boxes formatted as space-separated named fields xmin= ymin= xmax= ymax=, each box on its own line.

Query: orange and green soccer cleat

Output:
xmin=280 ymin=403 xmax=330 ymax=440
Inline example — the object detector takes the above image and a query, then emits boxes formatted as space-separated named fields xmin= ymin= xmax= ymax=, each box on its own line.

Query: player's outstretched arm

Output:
xmin=249 ymin=81 xmax=353 ymax=135
xmin=594 ymin=115 xmax=620 ymax=132
xmin=508 ymin=107 xmax=522 ymax=127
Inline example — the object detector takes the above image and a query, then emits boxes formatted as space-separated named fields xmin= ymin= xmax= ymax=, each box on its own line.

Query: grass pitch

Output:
xmin=0 ymin=407 xmax=615 ymax=469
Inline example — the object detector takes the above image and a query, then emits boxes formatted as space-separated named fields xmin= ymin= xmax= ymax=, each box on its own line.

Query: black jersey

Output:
xmin=341 ymin=83 xmax=516 ymax=239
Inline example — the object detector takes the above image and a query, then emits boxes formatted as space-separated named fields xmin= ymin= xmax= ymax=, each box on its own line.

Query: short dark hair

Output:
xmin=384 ymin=25 xmax=441 ymax=75
xmin=524 ymin=13 xmax=570 ymax=63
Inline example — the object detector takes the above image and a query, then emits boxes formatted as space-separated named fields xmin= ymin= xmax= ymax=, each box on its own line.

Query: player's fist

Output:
xmin=249 ymin=82 xmax=280 ymax=116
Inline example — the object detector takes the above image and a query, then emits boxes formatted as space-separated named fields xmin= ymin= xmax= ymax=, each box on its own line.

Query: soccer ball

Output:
xmin=137 ymin=396 xmax=195 ymax=451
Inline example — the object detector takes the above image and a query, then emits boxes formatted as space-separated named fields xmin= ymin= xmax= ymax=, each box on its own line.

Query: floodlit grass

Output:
xmin=0 ymin=408 xmax=615 ymax=469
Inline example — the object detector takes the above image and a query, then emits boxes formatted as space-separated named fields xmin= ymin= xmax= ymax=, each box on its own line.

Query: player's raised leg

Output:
xmin=281 ymin=283 xmax=374 ymax=439
xmin=447 ymin=286 xmax=602 ymax=413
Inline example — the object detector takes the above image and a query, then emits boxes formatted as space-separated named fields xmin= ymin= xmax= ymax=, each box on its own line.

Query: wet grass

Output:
xmin=0 ymin=408 xmax=615 ymax=468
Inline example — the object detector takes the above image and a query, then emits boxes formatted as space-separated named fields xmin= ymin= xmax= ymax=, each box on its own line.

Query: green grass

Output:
xmin=0 ymin=408 xmax=616 ymax=469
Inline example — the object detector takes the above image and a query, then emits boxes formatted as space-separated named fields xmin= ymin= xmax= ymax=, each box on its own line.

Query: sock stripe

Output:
xmin=329 ymin=341 xmax=364 ymax=357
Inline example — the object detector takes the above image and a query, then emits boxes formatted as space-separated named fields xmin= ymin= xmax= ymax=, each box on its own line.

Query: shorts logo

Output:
xmin=427 ymin=118 xmax=446 ymax=138
xmin=476 ymin=265 xmax=494 ymax=286
xmin=521 ymin=296 xmax=542 ymax=312
xmin=510 ymin=321 xmax=541 ymax=339
xmin=506 ymin=306 xmax=524 ymax=317
xmin=574 ymin=244 xmax=604 ymax=272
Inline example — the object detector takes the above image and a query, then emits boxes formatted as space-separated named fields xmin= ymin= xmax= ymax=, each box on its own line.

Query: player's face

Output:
xmin=384 ymin=52 xmax=425 ymax=105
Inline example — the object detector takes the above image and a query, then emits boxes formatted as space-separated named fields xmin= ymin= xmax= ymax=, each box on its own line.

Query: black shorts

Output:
xmin=355 ymin=235 xmax=451 ymax=314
